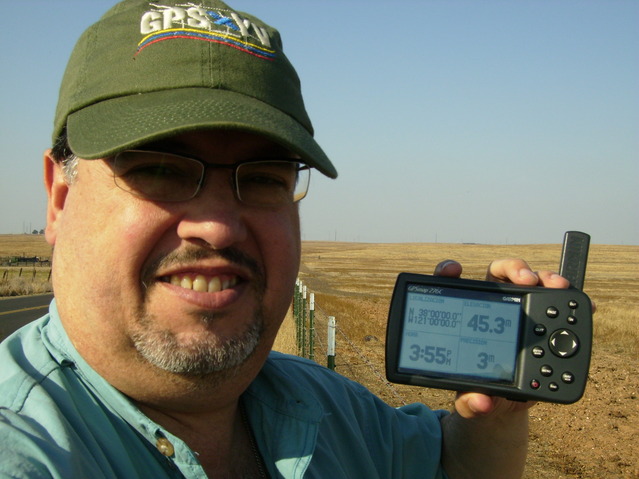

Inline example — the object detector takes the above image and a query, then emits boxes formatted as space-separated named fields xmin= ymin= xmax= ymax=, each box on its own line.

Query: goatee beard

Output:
xmin=131 ymin=309 xmax=264 ymax=376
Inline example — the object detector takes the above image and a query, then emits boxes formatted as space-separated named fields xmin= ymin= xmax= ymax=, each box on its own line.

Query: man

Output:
xmin=0 ymin=1 xmax=569 ymax=477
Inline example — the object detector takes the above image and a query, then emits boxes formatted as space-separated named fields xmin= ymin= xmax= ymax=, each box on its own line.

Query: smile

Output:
xmin=161 ymin=274 xmax=239 ymax=293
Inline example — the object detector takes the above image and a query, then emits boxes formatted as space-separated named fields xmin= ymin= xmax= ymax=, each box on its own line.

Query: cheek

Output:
xmin=56 ymin=184 xmax=173 ymax=290
xmin=255 ymin=209 xmax=301 ymax=293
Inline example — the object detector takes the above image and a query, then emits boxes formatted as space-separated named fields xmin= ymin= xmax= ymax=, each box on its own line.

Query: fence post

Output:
xmin=327 ymin=316 xmax=336 ymax=370
xmin=301 ymin=285 xmax=307 ymax=357
xmin=309 ymin=293 xmax=315 ymax=361
xmin=295 ymin=280 xmax=302 ymax=355
xmin=293 ymin=279 xmax=298 ymax=319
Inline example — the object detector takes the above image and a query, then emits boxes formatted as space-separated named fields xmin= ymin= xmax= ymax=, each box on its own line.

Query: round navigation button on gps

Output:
xmin=549 ymin=329 xmax=579 ymax=358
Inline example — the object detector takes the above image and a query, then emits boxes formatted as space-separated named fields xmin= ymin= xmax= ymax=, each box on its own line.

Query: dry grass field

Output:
xmin=3 ymin=235 xmax=637 ymax=477
xmin=0 ymin=234 xmax=53 ymax=258
xmin=289 ymin=241 xmax=638 ymax=479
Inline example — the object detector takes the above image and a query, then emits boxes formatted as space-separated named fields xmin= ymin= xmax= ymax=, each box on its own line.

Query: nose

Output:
xmin=175 ymin=171 xmax=247 ymax=250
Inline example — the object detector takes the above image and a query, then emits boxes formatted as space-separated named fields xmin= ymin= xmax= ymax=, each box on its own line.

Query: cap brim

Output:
xmin=66 ymin=87 xmax=337 ymax=179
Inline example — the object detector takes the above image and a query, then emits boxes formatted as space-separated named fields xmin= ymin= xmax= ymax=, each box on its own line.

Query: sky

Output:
xmin=1 ymin=0 xmax=637 ymax=245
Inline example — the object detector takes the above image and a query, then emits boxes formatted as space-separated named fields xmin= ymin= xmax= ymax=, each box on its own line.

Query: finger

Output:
xmin=453 ymin=392 xmax=495 ymax=418
xmin=486 ymin=259 xmax=539 ymax=285
xmin=536 ymin=270 xmax=570 ymax=289
xmin=434 ymin=260 xmax=463 ymax=278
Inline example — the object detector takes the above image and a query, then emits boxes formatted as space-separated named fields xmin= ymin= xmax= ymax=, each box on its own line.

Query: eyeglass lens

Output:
xmin=112 ymin=151 xmax=310 ymax=206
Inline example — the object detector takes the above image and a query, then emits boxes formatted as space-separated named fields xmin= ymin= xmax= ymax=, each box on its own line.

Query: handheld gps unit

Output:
xmin=385 ymin=232 xmax=592 ymax=404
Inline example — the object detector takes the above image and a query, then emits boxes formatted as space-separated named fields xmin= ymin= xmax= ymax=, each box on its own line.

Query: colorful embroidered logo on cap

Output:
xmin=138 ymin=3 xmax=275 ymax=60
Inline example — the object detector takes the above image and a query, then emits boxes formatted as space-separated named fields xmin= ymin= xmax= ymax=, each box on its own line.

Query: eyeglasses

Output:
xmin=111 ymin=150 xmax=311 ymax=207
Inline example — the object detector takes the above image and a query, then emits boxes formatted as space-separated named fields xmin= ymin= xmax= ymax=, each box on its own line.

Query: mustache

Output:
xmin=141 ymin=246 xmax=264 ymax=287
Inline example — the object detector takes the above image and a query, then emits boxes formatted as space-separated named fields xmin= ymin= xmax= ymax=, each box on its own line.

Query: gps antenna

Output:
xmin=559 ymin=231 xmax=590 ymax=291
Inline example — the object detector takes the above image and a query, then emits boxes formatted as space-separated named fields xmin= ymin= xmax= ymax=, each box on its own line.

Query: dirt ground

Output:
xmin=526 ymin=348 xmax=638 ymax=479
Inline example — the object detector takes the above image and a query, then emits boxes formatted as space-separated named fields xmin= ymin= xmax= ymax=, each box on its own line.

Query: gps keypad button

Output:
xmin=540 ymin=365 xmax=553 ymax=376
xmin=532 ymin=346 xmax=545 ymax=358
xmin=546 ymin=306 xmax=559 ymax=318
xmin=534 ymin=324 xmax=547 ymax=336
xmin=561 ymin=372 xmax=575 ymax=384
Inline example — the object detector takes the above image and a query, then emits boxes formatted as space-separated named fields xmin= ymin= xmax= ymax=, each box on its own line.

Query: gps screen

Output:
xmin=397 ymin=283 xmax=522 ymax=383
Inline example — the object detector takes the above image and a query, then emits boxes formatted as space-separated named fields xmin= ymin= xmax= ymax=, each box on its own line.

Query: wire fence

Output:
xmin=293 ymin=279 xmax=408 ymax=406
xmin=1 ymin=268 xmax=52 ymax=282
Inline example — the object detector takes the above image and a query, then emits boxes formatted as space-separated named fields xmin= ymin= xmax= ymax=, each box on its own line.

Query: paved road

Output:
xmin=0 ymin=294 xmax=54 ymax=342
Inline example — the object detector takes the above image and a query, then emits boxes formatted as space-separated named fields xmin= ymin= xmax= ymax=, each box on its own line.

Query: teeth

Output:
xmin=193 ymin=275 xmax=208 ymax=292
xmin=167 ymin=274 xmax=237 ymax=293
xmin=208 ymin=277 xmax=221 ymax=293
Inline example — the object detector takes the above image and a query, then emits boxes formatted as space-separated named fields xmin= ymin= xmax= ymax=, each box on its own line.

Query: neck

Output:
xmin=139 ymin=398 xmax=266 ymax=478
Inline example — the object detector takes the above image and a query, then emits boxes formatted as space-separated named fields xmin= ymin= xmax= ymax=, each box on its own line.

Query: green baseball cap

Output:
xmin=53 ymin=0 xmax=337 ymax=178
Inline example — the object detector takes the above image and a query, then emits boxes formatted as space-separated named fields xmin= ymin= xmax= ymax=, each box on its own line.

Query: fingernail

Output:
xmin=519 ymin=269 xmax=538 ymax=282
xmin=435 ymin=260 xmax=456 ymax=275
xmin=439 ymin=260 xmax=457 ymax=270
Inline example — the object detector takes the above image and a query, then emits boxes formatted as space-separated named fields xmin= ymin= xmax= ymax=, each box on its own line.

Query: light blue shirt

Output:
xmin=0 ymin=301 xmax=448 ymax=478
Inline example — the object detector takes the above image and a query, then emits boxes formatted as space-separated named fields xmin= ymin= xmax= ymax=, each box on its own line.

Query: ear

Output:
xmin=44 ymin=149 xmax=70 ymax=246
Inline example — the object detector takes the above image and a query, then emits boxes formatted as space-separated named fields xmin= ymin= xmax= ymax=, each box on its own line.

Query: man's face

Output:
xmin=45 ymin=130 xmax=302 ymax=384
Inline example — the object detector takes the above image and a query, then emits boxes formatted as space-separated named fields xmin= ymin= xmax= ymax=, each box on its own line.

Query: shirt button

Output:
xmin=156 ymin=437 xmax=175 ymax=457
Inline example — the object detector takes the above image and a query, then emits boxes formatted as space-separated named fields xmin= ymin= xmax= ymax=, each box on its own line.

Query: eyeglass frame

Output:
xmin=109 ymin=150 xmax=312 ymax=207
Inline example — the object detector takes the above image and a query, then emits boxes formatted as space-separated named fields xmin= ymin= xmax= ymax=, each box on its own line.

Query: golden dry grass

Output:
xmin=272 ymin=310 xmax=298 ymax=354
xmin=0 ymin=234 xmax=52 ymax=258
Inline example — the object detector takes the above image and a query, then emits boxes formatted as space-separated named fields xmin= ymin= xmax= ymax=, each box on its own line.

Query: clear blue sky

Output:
xmin=1 ymin=1 xmax=637 ymax=245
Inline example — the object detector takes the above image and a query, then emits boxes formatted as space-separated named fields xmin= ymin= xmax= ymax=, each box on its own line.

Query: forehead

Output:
xmin=138 ymin=130 xmax=299 ymax=161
